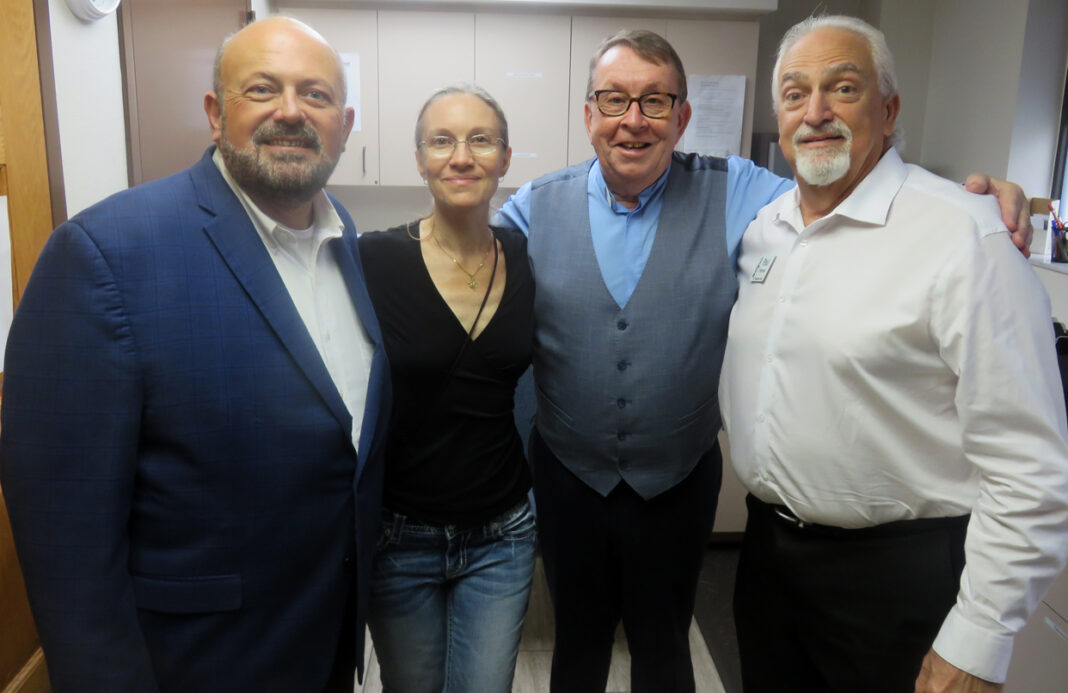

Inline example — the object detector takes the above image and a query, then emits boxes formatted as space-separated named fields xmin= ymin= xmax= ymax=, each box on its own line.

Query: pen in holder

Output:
xmin=1050 ymin=202 xmax=1067 ymax=263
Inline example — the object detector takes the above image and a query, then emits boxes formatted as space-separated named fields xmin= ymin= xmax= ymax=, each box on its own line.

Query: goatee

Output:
xmin=793 ymin=120 xmax=852 ymax=187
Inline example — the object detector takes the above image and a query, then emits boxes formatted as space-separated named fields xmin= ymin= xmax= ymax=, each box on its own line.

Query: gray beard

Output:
xmin=795 ymin=148 xmax=851 ymax=187
xmin=218 ymin=118 xmax=338 ymax=205
xmin=793 ymin=122 xmax=852 ymax=187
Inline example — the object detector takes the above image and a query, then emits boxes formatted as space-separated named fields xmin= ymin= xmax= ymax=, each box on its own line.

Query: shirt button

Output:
xmin=617 ymin=398 xmax=627 ymax=409
xmin=758 ymin=414 xmax=766 ymax=422
xmin=617 ymin=360 xmax=629 ymax=371
xmin=617 ymin=320 xmax=629 ymax=330
xmin=766 ymin=354 xmax=773 ymax=363
xmin=799 ymin=240 xmax=809 ymax=247
xmin=778 ymin=296 xmax=786 ymax=303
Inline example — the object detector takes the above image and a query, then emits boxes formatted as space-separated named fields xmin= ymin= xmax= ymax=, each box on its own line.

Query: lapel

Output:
xmin=188 ymin=149 xmax=354 ymax=434
xmin=328 ymin=199 xmax=391 ymax=479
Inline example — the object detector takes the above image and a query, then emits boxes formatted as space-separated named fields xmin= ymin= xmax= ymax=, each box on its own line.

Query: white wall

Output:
xmin=252 ymin=0 xmax=274 ymax=19
xmin=1007 ymin=0 xmax=1068 ymax=201
xmin=868 ymin=0 xmax=934 ymax=162
xmin=47 ymin=0 xmax=129 ymax=217
xmin=920 ymin=0 xmax=1028 ymax=182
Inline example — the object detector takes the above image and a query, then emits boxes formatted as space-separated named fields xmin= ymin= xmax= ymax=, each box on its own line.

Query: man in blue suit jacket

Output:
xmin=0 ymin=17 xmax=389 ymax=692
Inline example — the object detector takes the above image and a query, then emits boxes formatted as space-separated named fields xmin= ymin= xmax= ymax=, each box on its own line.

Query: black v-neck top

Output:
xmin=359 ymin=223 xmax=534 ymax=525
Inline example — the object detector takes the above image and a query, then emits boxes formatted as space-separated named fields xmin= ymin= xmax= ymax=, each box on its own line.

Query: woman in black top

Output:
xmin=358 ymin=85 xmax=535 ymax=693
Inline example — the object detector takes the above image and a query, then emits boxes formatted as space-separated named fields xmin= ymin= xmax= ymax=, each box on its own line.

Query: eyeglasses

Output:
xmin=591 ymin=90 xmax=679 ymax=119
xmin=418 ymin=134 xmax=505 ymax=158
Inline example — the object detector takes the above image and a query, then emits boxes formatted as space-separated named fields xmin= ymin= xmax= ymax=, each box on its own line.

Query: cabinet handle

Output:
xmin=362 ymin=146 xmax=367 ymax=175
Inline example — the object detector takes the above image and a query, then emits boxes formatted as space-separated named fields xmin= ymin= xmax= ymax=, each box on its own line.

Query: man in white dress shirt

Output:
xmin=719 ymin=15 xmax=1068 ymax=693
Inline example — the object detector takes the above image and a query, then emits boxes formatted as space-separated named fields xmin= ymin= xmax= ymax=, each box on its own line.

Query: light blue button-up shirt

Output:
xmin=496 ymin=155 xmax=794 ymax=307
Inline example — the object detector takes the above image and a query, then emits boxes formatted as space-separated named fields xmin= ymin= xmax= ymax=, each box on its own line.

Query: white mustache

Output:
xmin=793 ymin=120 xmax=852 ymax=147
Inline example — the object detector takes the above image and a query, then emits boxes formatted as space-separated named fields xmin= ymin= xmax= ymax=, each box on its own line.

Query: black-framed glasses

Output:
xmin=418 ymin=134 xmax=505 ymax=158
xmin=591 ymin=90 xmax=679 ymax=119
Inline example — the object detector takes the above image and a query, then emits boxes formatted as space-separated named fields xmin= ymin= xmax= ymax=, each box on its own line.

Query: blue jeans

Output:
xmin=369 ymin=499 xmax=537 ymax=693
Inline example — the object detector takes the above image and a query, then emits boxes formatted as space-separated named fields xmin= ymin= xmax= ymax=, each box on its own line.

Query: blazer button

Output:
xmin=617 ymin=398 xmax=627 ymax=409
xmin=617 ymin=319 xmax=628 ymax=330
xmin=617 ymin=431 xmax=627 ymax=441
xmin=617 ymin=360 xmax=629 ymax=371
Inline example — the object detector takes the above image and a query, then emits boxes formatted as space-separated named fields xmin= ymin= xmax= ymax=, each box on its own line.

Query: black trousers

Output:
xmin=734 ymin=494 xmax=969 ymax=693
xmin=530 ymin=428 xmax=722 ymax=693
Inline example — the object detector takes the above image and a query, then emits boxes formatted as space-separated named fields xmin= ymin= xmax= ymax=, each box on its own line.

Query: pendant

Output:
xmin=467 ymin=277 xmax=478 ymax=290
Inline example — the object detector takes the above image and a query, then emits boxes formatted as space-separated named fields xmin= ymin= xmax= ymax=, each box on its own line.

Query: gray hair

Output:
xmin=772 ymin=15 xmax=903 ymax=150
xmin=413 ymin=84 xmax=510 ymax=149
xmin=212 ymin=17 xmax=347 ymax=106
xmin=586 ymin=29 xmax=688 ymax=104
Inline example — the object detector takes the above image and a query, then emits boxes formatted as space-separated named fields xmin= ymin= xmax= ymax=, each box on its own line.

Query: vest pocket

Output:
xmin=132 ymin=573 xmax=242 ymax=614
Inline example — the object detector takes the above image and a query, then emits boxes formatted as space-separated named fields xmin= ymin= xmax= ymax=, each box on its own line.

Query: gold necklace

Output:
xmin=428 ymin=219 xmax=492 ymax=290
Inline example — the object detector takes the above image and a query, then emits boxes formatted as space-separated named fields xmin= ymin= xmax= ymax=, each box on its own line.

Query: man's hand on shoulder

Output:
xmin=914 ymin=649 xmax=1003 ymax=693
xmin=965 ymin=174 xmax=1032 ymax=258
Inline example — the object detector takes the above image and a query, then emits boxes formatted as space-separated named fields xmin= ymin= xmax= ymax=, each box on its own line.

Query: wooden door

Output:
xmin=121 ymin=0 xmax=248 ymax=185
xmin=0 ymin=0 xmax=60 ymax=689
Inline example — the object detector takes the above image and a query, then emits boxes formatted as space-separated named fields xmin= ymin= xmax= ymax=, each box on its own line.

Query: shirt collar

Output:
xmin=212 ymin=148 xmax=344 ymax=252
xmin=588 ymin=158 xmax=671 ymax=213
xmin=777 ymin=147 xmax=908 ymax=232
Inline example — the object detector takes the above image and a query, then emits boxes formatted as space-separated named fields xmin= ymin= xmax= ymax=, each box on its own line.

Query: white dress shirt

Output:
xmin=719 ymin=148 xmax=1068 ymax=682
xmin=214 ymin=150 xmax=374 ymax=452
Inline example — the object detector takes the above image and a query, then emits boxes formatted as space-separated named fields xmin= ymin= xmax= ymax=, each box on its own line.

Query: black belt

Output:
xmin=756 ymin=496 xmax=969 ymax=539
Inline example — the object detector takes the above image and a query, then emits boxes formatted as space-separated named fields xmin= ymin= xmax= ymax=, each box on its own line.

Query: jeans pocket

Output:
xmin=495 ymin=500 xmax=537 ymax=541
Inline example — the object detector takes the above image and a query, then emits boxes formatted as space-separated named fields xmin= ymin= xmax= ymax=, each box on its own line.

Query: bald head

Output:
xmin=213 ymin=17 xmax=346 ymax=105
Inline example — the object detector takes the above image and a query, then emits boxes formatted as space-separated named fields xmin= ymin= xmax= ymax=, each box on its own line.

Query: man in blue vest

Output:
xmin=496 ymin=28 xmax=1030 ymax=693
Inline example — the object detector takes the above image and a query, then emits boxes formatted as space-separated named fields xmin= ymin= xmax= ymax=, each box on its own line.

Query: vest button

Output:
xmin=617 ymin=431 xmax=627 ymax=441
xmin=617 ymin=360 xmax=629 ymax=371
xmin=617 ymin=319 xmax=628 ymax=330
xmin=617 ymin=398 xmax=627 ymax=409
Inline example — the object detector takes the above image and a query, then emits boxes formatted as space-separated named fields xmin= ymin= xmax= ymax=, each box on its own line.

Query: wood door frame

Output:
xmin=0 ymin=0 xmax=65 ymax=690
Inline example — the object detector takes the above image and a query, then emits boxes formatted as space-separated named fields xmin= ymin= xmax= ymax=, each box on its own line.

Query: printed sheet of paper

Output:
xmin=340 ymin=53 xmax=362 ymax=132
xmin=682 ymin=74 xmax=746 ymax=157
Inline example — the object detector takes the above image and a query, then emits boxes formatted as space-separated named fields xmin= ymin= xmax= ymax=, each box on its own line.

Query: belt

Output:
xmin=760 ymin=497 xmax=969 ymax=539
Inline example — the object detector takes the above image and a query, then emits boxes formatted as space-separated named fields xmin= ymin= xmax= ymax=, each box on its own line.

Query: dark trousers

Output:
xmin=530 ymin=428 xmax=722 ymax=693
xmin=734 ymin=494 xmax=969 ymax=693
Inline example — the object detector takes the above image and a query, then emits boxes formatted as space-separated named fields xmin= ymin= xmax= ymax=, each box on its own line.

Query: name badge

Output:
xmin=751 ymin=255 xmax=776 ymax=283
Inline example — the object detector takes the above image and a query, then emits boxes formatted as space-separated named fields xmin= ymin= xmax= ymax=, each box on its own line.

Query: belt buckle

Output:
xmin=774 ymin=506 xmax=807 ymax=529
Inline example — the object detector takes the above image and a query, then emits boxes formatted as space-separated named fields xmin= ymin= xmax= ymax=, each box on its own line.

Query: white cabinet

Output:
xmin=278 ymin=6 xmax=380 ymax=186
xmin=378 ymin=10 xmax=476 ymax=186
xmin=474 ymin=13 xmax=571 ymax=185
xmin=1005 ymin=600 xmax=1068 ymax=692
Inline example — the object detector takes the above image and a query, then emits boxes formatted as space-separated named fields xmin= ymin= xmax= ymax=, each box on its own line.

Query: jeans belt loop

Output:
xmin=389 ymin=511 xmax=406 ymax=545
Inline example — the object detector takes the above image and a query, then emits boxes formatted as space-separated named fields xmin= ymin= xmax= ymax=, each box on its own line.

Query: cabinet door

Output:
xmin=378 ymin=11 xmax=475 ymax=186
xmin=475 ymin=13 xmax=571 ymax=185
xmin=568 ymin=16 xmax=667 ymax=166
xmin=279 ymin=7 xmax=380 ymax=186
xmin=665 ymin=18 xmax=760 ymax=159
xmin=1004 ymin=602 xmax=1068 ymax=692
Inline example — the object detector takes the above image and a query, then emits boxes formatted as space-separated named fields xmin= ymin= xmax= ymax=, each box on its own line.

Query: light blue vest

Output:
xmin=527 ymin=152 xmax=736 ymax=499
